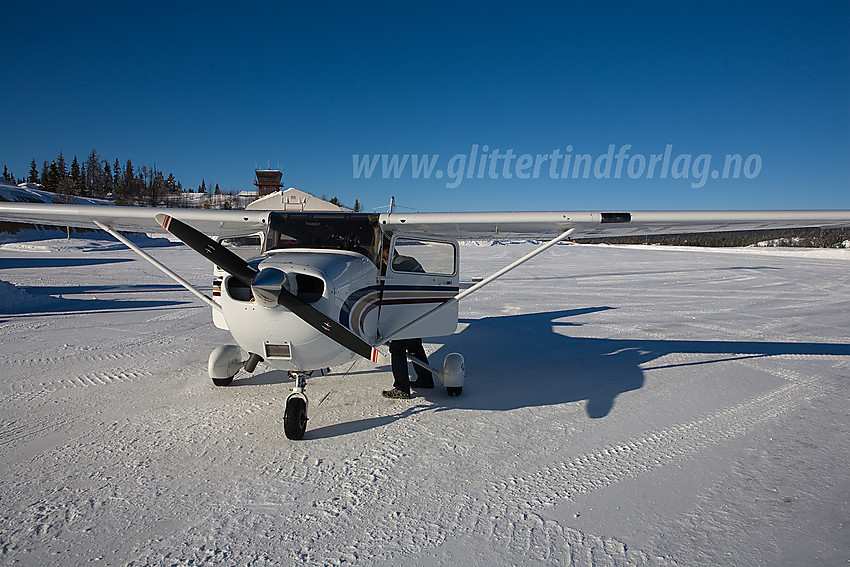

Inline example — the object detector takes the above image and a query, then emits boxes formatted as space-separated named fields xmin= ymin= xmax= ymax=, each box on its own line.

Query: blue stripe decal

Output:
xmin=340 ymin=285 xmax=458 ymax=329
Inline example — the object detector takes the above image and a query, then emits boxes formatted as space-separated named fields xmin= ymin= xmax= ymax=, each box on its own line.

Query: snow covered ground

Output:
xmin=0 ymin=238 xmax=848 ymax=565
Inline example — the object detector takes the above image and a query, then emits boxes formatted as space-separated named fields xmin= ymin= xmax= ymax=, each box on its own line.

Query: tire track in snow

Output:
xmin=0 ymin=415 xmax=69 ymax=450
xmin=485 ymin=367 xmax=824 ymax=510
xmin=1 ymin=346 xmax=190 ymax=367
xmin=56 ymin=369 xmax=152 ymax=389
xmin=464 ymin=359 xmax=831 ymax=565
xmin=472 ymin=509 xmax=678 ymax=566
xmin=2 ymin=369 xmax=152 ymax=404
xmin=225 ymin=403 xmax=679 ymax=567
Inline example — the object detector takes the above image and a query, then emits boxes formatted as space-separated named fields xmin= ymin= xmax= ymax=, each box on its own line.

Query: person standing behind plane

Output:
xmin=380 ymin=247 xmax=434 ymax=399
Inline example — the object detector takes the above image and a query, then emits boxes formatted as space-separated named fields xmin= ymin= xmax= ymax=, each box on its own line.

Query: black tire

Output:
xmin=212 ymin=376 xmax=234 ymax=387
xmin=447 ymin=386 xmax=462 ymax=396
xmin=284 ymin=397 xmax=308 ymax=440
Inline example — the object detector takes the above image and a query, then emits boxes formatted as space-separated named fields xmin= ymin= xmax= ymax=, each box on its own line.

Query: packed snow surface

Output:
xmin=0 ymin=238 xmax=848 ymax=565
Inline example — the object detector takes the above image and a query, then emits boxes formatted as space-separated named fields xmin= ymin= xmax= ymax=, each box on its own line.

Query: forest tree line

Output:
xmin=575 ymin=227 xmax=850 ymax=248
xmin=3 ymin=151 xmax=361 ymax=211
xmin=3 ymin=150 xmax=229 ymax=207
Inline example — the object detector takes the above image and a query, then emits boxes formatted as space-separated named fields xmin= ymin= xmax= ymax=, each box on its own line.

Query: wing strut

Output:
xmin=455 ymin=227 xmax=576 ymax=301
xmin=93 ymin=220 xmax=222 ymax=313
xmin=379 ymin=228 xmax=576 ymax=344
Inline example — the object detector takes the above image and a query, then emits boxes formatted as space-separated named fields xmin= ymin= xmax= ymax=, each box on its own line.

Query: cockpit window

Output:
xmin=266 ymin=213 xmax=382 ymax=265
xmin=391 ymin=237 xmax=457 ymax=276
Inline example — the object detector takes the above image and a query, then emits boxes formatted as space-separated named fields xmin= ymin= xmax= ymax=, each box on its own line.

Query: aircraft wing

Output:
xmin=378 ymin=210 xmax=850 ymax=239
xmin=0 ymin=202 xmax=271 ymax=237
xmin=2 ymin=203 xmax=850 ymax=240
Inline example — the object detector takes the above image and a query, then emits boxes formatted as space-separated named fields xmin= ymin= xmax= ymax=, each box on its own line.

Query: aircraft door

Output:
xmin=377 ymin=235 xmax=460 ymax=340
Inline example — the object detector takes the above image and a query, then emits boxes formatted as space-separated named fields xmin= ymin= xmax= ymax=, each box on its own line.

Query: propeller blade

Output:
xmin=156 ymin=214 xmax=258 ymax=284
xmin=275 ymin=286 xmax=388 ymax=365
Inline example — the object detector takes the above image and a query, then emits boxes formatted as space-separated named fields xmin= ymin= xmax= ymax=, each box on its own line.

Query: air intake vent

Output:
xmin=265 ymin=343 xmax=292 ymax=359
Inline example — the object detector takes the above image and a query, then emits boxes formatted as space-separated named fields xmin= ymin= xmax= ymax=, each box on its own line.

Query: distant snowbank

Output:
xmin=755 ymin=237 xmax=850 ymax=248
xmin=460 ymin=239 xmax=849 ymax=259
xmin=0 ymin=234 xmax=175 ymax=252
xmin=0 ymin=279 xmax=60 ymax=313
xmin=460 ymin=239 xmax=577 ymax=247
xmin=607 ymin=243 xmax=850 ymax=260
xmin=0 ymin=181 xmax=112 ymax=206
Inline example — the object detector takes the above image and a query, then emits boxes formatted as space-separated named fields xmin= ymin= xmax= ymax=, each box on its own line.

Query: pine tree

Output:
xmin=112 ymin=159 xmax=124 ymax=204
xmin=124 ymin=159 xmax=135 ymax=204
xmin=2 ymin=165 xmax=10 ymax=181
xmin=56 ymin=152 xmax=67 ymax=180
xmin=354 ymin=199 xmax=361 ymax=212
xmin=84 ymin=149 xmax=104 ymax=198
xmin=113 ymin=159 xmax=122 ymax=185
xmin=70 ymin=156 xmax=81 ymax=184
xmin=48 ymin=161 xmax=60 ymax=192
xmin=41 ymin=161 xmax=50 ymax=189
xmin=29 ymin=158 xmax=38 ymax=184
xmin=70 ymin=156 xmax=84 ymax=195
xmin=103 ymin=161 xmax=113 ymax=195
xmin=148 ymin=167 xmax=165 ymax=206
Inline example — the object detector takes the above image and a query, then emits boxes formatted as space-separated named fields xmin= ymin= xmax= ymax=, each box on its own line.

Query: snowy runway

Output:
xmin=1 ymin=240 xmax=848 ymax=565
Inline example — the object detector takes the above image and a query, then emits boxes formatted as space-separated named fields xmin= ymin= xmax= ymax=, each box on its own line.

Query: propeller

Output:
xmin=155 ymin=214 xmax=387 ymax=365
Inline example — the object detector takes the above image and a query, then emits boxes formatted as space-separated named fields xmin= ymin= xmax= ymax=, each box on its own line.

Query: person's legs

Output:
xmin=388 ymin=340 xmax=412 ymax=395
xmin=408 ymin=339 xmax=434 ymax=387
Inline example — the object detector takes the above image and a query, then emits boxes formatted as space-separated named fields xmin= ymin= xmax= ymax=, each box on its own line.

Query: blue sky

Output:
xmin=2 ymin=1 xmax=848 ymax=212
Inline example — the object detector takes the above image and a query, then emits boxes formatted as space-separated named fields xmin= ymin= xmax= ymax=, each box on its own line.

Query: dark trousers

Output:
xmin=389 ymin=338 xmax=433 ymax=393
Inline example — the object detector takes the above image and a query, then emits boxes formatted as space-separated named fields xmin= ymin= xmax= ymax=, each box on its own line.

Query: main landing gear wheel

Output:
xmin=212 ymin=376 xmax=234 ymax=387
xmin=447 ymin=386 xmax=462 ymax=396
xmin=208 ymin=345 xmax=243 ymax=387
xmin=284 ymin=397 xmax=308 ymax=440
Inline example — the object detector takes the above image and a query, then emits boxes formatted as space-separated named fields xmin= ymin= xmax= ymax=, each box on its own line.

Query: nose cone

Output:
xmin=251 ymin=267 xmax=289 ymax=308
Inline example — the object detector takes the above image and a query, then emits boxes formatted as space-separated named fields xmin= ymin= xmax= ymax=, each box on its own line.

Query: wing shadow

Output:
xmin=0 ymin=257 xmax=135 ymax=269
xmin=424 ymin=308 xmax=850 ymax=419
xmin=224 ymin=307 xmax=850 ymax=439
xmin=1 ymin=293 xmax=191 ymax=315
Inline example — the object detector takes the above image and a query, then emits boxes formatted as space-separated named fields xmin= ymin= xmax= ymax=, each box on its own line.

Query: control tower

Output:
xmin=254 ymin=168 xmax=283 ymax=197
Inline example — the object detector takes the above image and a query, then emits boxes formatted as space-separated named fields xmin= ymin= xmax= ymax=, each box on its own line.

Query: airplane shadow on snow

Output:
xmin=0 ymin=282 xmax=192 ymax=317
xmin=425 ymin=307 xmax=850 ymax=419
xmin=0 ymin=257 xmax=135 ymax=270
xmin=252 ymin=307 xmax=850 ymax=440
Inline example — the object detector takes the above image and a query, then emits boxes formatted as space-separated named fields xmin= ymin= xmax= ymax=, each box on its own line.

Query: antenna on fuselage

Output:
xmin=389 ymin=195 xmax=396 ymax=214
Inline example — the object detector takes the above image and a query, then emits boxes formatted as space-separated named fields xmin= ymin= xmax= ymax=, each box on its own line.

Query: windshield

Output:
xmin=266 ymin=212 xmax=382 ymax=265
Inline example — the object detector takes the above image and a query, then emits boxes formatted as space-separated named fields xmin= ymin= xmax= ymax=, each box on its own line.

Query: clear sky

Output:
xmin=2 ymin=1 xmax=848 ymax=212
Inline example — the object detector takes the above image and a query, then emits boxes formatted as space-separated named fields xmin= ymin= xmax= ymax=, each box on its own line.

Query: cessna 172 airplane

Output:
xmin=1 ymin=200 xmax=849 ymax=439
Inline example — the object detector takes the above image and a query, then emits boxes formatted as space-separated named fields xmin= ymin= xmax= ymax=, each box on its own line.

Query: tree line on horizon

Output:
xmin=2 ymin=150 xmax=233 ymax=207
xmin=3 ymin=151 xmax=361 ymax=211
xmin=575 ymin=227 xmax=850 ymax=248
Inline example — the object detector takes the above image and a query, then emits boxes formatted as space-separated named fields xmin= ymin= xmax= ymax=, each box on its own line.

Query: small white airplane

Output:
xmin=2 ymin=201 xmax=849 ymax=439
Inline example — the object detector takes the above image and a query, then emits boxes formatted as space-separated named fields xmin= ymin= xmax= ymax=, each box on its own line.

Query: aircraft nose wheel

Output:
xmin=284 ymin=396 xmax=308 ymax=440
xmin=284 ymin=372 xmax=309 ymax=440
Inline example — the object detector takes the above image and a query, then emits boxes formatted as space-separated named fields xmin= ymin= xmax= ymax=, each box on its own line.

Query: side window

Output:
xmin=391 ymin=238 xmax=456 ymax=276
xmin=217 ymin=233 xmax=264 ymax=260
